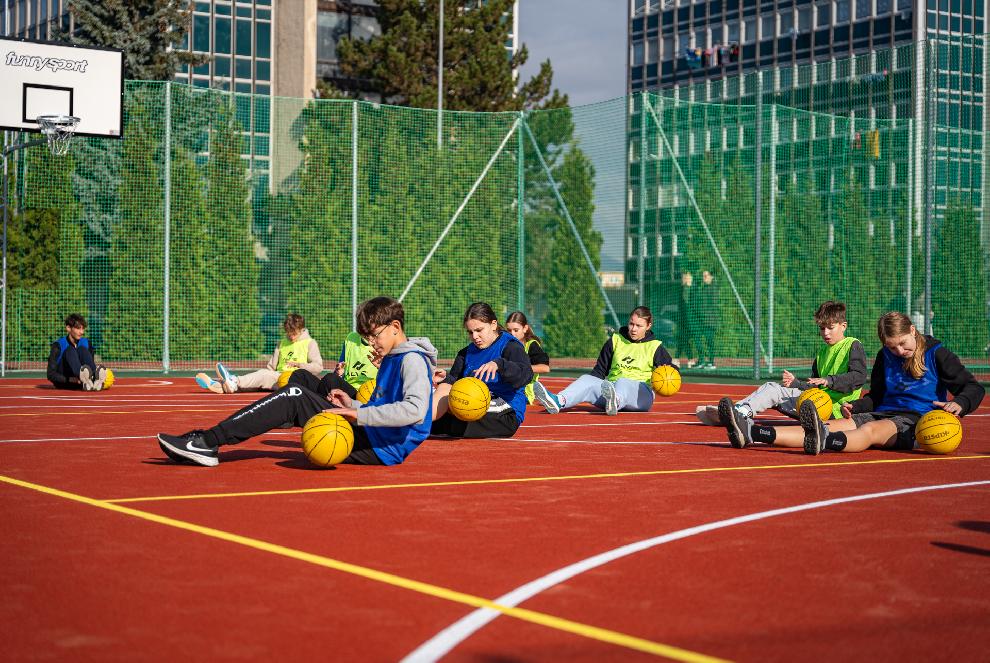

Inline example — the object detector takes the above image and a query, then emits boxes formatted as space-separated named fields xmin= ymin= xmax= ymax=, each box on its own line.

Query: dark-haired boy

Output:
xmin=158 ymin=297 xmax=436 ymax=467
xmin=46 ymin=313 xmax=107 ymax=391
xmin=703 ymin=301 xmax=867 ymax=448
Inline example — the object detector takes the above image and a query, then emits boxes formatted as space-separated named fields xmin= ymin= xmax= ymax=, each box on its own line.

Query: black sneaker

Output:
xmin=799 ymin=400 xmax=828 ymax=456
xmin=158 ymin=431 xmax=219 ymax=467
xmin=718 ymin=397 xmax=753 ymax=448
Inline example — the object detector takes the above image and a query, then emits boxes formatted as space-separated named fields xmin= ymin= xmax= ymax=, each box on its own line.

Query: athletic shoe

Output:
xmin=695 ymin=405 xmax=721 ymax=426
xmin=799 ymin=400 xmax=829 ymax=456
xmin=216 ymin=362 xmax=238 ymax=393
xmin=532 ymin=381 xmax=561 ymax=414
xmin=195 ymin=372 xmax=224 ymax=394
xmin=79 ymin=365 xmax=95 ymax=391
xmin=704 ymin=362 xmax=717 ymax=370
xmin=157 ymin=431 xmax=219 ymax=467
xmin=92 ymin=365 xmax=108 ymax=391
xmin=718 ymin=396 xmax=752 ymax=448
xmin=602 ymin=380 xmax=619 ymax=416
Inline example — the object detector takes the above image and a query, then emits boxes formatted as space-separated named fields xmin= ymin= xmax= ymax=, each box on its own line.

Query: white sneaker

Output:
xmin=92 ymin=365 xmax=108 ymax=391
xmin=215 ymin=362 xmax=238 ymax=393
xmin=601 ymin=380 xmax=619 ymax=416
xmin=79 ymin=365 xmax=95 ymax=391
xmin=695 ymin=405 xmax=721 ymax=426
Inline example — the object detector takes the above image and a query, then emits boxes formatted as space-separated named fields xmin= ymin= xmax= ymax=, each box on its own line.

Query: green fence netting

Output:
xmin=3 ymin=38 xmax=987 ymax=377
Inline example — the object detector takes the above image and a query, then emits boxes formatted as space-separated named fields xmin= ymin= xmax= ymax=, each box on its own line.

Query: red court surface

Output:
xmin=1 ymin=376 xmax=989 ymax=662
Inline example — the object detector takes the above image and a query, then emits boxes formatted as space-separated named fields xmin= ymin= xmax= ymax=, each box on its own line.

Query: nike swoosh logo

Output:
xmin=186 ymin=441 xmax=209 ymax=453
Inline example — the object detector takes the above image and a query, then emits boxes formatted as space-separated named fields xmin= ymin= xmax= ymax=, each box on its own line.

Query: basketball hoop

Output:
xmin=36 ymin=115 xmax=80 ymax=156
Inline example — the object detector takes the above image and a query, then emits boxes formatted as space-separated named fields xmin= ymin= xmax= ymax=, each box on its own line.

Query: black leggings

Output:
xmin=209 ymin=385 xmax=382 ymax=465
xmin=51 ymin=344 xmax=97 ymax=389
xmin=288 ymin=370 xmax=358 ymax=399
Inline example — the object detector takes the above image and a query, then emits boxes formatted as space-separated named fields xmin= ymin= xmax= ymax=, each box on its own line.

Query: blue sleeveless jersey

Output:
xmin=462 ymin=331 xmax=528 ymax=424
xmin=364 ymin=350 xmax=434 ymax=465
xmin=876 ymin=342 xmax=946 ymax=415
xmin=55 ymin=336 xmax=90 ymax=365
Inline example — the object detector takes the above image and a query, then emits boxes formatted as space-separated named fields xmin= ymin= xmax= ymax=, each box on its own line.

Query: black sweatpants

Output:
xmin=431 ymin=405 xmax=520 ymax=439
xmin=288 ymin=369 xmax=358 ymax=399
xmin=208 ymin=385 xmax=382 ymax=465
xmin=51 ymin=344 xmax=97 ymax=390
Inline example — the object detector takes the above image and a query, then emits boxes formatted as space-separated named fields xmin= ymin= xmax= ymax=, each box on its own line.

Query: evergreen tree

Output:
xmin=205 ymin=105 xmax=263 ymax=359
xmin=168 ymin=149 xmax=212 ymax=360
xmin=933 ymin=201 xmax=986 ymax=355
xmin=65 ymin=0 xmax=207 ymax=80
xmin=105 ymin=102 xmax=164 ymax=362
xmin=337 ymin=0 xmax=553 ymax=112
xmin=542 ymin=141 xmax=605 ymax=357
xmin=7 ymin=147 xmax=87 ymax=363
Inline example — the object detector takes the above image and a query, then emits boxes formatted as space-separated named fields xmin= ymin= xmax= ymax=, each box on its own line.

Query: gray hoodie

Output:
xmin=355 ymin=337 xmax=437 ymax=429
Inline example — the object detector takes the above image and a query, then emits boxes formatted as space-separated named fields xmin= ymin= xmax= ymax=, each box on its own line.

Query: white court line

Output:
xmin=402 ymin=480 xmax=990 ymax=663
xmin=0 ymin=431 xmax=299 ymax=444
xmin=520 ymin=421 xmax=697 ymax=428
xmin=0 ymin=403 xmax=254 ymax=410
xmin=493 ymin=437 xmax=711 ymax=446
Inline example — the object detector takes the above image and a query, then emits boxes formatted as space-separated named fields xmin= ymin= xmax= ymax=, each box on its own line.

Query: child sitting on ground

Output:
xmin=46 ymin=313 xmax=109 ymax=391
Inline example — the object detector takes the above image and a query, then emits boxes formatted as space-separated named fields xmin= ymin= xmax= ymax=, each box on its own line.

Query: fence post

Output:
xmin=768 ymin=99 xmax=777 ymax=376
xmin=753 ymin=74 xmax=763 ymax=380
xmin=517 ymin=110 xmax=524 ymax=312
xmin=352 ymin=100 xmax=358 ymax=329
xmin=162 ymin=81 xmax=172 ymax=373
xmin=923 ymin=41 xmax=934 ymax=335
xmin=638 ymin=91 xmax=647 ymax=307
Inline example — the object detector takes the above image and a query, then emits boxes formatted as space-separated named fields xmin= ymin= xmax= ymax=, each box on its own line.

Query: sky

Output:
xmin=518 ymin=1 xmax=629 ymax=272
xmin=517 ymin=0 xmax=627 ymax=107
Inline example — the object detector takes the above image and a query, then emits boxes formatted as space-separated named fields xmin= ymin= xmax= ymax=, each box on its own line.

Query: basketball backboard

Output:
xmin=0 ymin=36 xmax=123 ymax=139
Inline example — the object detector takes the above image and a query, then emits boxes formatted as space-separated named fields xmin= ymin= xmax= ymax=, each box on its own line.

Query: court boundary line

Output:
xmin=104 ymin=454 xmax=990 ymax=504
xmin=0 ymin=473 xmax=726 ymax=663
xmin=401 ymin=480 xmax=990 ymax=662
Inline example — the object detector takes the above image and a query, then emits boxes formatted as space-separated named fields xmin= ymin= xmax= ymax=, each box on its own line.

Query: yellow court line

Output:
xmin=107 ymin=454 xmax=989 ymax=504
xmin=0 ymin=408 xmax=236 ymax=417
xmin=0 ymin=474 xmax=728 ymax=663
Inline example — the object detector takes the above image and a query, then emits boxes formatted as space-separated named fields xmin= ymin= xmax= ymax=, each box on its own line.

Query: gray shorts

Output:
xmin=850 ymin=411 xmax=921 ymax=450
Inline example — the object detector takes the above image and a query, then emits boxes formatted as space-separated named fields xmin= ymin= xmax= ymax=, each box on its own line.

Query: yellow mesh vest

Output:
xmin=815 ymin=336 xmax=863 ymax=418
xmin=524 ymin=339 xmax=542 ymax=403
xmin=275 ymin=337 xmax=312 ymax=372
xmin=341 ymin=331 xmax=379 ymax=389
xmin=606 ymin=334 xmax=661 ymax=383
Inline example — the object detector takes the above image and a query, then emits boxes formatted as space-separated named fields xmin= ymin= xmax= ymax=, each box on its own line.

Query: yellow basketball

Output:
xmin=103 ymin=369 xmax=115 ymax=390
xmin=276 ymin=368 xmax=297 ymax=389
xmin=447 ymin=377 xmax=491 ymax=422
xmin=796 ymin=387 xmax=833 ymax=421
xmin=915 ymin=409 xmax=963 ymax=455
xmin=301 ymin=413 xmax=354 ymax=467
xmin=355 ymin=379 xmax=376 ymax=404
xmin=650 ymin=364 xmax=682 ymax=396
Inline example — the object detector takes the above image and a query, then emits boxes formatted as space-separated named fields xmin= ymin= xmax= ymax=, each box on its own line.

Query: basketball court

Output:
xmin=2 ymin=376 xmax=988 ymax=661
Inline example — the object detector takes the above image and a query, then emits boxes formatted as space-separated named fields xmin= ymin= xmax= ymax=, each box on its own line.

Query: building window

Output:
xmin=193 ymin=13 xmax=210 ymax=52
xmin=743 ymin=18 xmax=756 ymax=42
xmin=256 ymin=21 xmax=271 ymax=59
xmin=836 ymin=0 xmax=851 ymax=23
xmin=633 ymin=40 xmax=645 ymax=65
xmin=856 ymin=0 xmax=872 ymax=19
xmin=214 ymin=17 xmax=231 ymax=55
xmin=236 ymin=19 xmax=252 ymax=56
xmin=817 ymin=2 xmax=831 ymax=27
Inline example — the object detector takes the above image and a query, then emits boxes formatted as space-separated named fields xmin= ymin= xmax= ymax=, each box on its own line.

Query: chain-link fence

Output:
xmin=3 ymin=39 xmax=987 ymax=377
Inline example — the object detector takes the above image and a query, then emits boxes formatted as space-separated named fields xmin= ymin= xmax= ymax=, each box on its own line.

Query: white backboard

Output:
xmin=0 ymin=37 xmax=123 ymax=138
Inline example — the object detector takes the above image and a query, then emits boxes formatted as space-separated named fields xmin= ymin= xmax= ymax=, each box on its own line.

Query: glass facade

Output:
xmin=1 ymin=0 xmax=72 ymax=39
xmin=175 ymin=0 xmax=273 ymax=192
xmin=627 ymin=0 xmax=987 ymax=287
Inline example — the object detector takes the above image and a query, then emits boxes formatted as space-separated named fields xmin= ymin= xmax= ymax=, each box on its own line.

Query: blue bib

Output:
xmin=55 ymin=336 xmax=90 ymax=365
xmin=364 ymin=351 xmax=434 ymax=465
xmin=462 ymin=331 xmax=528 ymax=423
xmin=876 ymin=342 xmax=946 ymax=415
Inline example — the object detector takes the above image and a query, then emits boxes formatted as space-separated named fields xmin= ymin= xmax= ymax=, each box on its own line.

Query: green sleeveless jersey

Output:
xmin=606 ymin=333 xmax=662 ymax=383
xmin=524 ymin=338 xmax=542 ymax=403
xmin=341 ymin=331 xmax=378 ymax=389
xmin=275 ymin=336 xmax=312 ymax=372
xmin=815 ymin=336 xmax=862 ymax=418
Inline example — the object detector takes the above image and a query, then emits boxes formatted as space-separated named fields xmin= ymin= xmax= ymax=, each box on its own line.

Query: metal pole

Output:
xmin=516 ymin=110 xmax=524 ymax=311
xmin=753 ymin=74 xmax=763 ymax=380
xmin=437 ymin=0 xmax=444 ymax=150
xmin=637 ymin=91 xmax=647 ymax=307
xmin=768 ymin=100 xmax=777 ymax=376
xmin=923 ymin=44 xmax=934 ymax=335
xmin=162 ymin=81 xmax=172 ymax=373
xmin=1 ymin=141 xmax=8 ymax=377
xmin=906 ymin=116 xmax=913 ymax=315
xmin=352 ymin=101 xmax=359 ymax=328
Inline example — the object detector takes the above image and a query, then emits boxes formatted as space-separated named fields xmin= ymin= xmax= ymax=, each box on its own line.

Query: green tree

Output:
xmin=541 ymin=140 xmax=605 ymax=357
xmin=933 ymin=201 xmax=987 ymax=355
xmin=7 ymin=147 xmax=87 ymax=363
xmin=205 ymin=106 xmax=263 ymax=359
xmin=168 ymin=149 xmax=212 ymax=360
xmin=65 ymin=0 xmax=207 ymax=80
xmin=105 ymin=102 xmax=164 ymax=362
xmin=337 ymin=0 xmax=553 ymax=112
